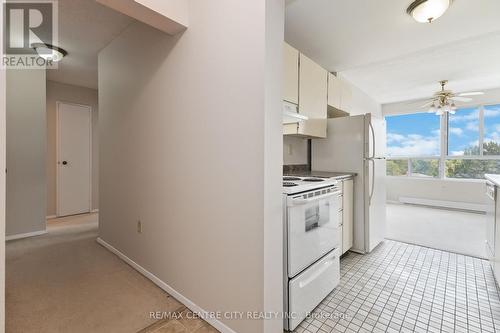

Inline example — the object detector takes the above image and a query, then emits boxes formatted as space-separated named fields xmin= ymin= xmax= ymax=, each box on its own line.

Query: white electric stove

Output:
xmin=282 ymin=176 xmax=339 ymax=195
xmin=282 ymin=175 xmax=342 ymax=331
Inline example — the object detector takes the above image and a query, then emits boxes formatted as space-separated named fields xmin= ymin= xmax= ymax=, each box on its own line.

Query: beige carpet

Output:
xmin=386 ymin=203 xmax=487 ymax=258
xmin=6 ymin=214 xmax=184 ymax=333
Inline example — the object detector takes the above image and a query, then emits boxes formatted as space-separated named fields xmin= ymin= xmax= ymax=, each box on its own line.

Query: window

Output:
xmin=411 ymin=159 xmax=440 ymax=178
xmin=445 ymin=160 xmax=500 ymax=179
xmin=386 ymin=113 xmax=440 ymax=157
xmin=386 ymin=113 xmax=440 ymax=177
xmin=386 ymin=103 xmax=500 ymax=180
xmin=448 ymin=107 xmax=480 ymax=156
xmin=387 ymin=159 xmax=408 ymax=176
xmin=483 ymin=104 xmax=500 ymax=155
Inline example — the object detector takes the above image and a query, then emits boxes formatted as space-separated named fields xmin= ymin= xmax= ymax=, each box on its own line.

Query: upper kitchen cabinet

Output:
xmin=298 ymin=53 xmax=327 ymax=134
xmin=340 ymin=77 xmax=353 ymax=112
xmin=327 ymin=74 xmax=353 ymax=116
xmin=327 ymin=73 xmax=341 ymax=110
xmin=282 ymin=44 xmax=327 ymax=138
xmin=283 ymin=42 xmax=299 ymax=105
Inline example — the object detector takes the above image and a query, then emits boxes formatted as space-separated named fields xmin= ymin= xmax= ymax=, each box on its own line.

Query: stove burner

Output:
xmin=302 ymin=178 xmax=325 ymax=182
xmin=283 ymin=182 xmax=298 ymax=187
xmin=283 ymin=177 xmax=302 ymax=181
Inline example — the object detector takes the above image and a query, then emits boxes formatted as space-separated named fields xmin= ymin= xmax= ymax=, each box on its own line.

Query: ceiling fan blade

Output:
xmin=458 ymin=92 xmax=484 ymax=97
xmin=420 ymin=100 xmax=435 ymax=108
xmin=451 ymin=97 xmax=472 ymax=102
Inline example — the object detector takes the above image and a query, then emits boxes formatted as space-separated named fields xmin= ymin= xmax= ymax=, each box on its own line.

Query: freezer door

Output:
xmin=367 ymin=114 xmax=387 ymax=159
xmin=312 ymin=115 xmax=366 ymax=173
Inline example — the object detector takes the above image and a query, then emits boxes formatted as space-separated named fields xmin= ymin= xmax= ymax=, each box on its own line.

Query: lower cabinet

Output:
xmin=341 ymin=179 xmax=354 ymax=254
xmin=495 ymin=189 xmax=500 ymax=285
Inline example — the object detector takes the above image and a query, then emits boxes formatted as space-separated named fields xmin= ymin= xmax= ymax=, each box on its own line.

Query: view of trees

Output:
xmin=387 ymin=159 xmax=408 ymax=176
xmin=387 ymin=141 xmax=500 ymax=179
xmin=413 ymin=159 xmax=439 ymax=177
xmin=446 ymin=142 xmax=500 ymax=179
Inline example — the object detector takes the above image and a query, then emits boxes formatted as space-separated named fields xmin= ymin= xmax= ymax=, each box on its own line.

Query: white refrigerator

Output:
xmin=312 ymin=113 xmax=386 ymax=254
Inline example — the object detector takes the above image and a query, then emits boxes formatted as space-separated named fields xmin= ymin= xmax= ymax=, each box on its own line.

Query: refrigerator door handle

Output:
xmin=369 ymin=159 xmax=375 ymax=205
xmin=369 ymin=121 xmax=375 ymax=159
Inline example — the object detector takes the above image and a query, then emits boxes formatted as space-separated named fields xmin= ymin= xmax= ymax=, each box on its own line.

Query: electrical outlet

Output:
xmin=137 ymin=220 xmax=142 ymax=233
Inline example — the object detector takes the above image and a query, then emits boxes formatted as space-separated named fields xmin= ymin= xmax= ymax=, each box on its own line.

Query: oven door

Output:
xmin=287 ymin=188 xmax=341 ymax=277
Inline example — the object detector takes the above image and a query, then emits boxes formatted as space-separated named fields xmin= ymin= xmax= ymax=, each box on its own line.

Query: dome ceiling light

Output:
xmin=407 ymin=0 xmax=452 ymax=23
xmin=31 ymin=43 xmax=68 ymax=62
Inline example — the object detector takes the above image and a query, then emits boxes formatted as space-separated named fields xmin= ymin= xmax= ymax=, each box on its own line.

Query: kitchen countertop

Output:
xmin=284 ymin=170 xmax=356 ymax=180
xmin=486 ymin=174 xmax=500 ymax=187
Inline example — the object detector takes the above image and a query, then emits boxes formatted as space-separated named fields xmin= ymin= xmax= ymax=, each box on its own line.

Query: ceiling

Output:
xmin=285 ymin=0 xmax=500 ymax=104
xmin=47 ymin=0 xmax=133 ymax=89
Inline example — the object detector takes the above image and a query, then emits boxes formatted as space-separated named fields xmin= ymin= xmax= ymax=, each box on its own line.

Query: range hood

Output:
xmin=283 ymin=101 xmax=308 ymax=124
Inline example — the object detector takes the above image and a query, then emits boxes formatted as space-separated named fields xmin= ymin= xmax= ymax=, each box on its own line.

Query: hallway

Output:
xmin=6 ymin=214 xmax=183 ymax=333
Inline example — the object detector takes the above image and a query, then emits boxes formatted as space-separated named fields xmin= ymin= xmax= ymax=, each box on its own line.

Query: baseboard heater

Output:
xmin=399 ymin=197 xmax=487 ymax=214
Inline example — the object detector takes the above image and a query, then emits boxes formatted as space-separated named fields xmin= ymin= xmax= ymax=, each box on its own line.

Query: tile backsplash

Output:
xmin=283 ymin=136 xmax=308 ymax=165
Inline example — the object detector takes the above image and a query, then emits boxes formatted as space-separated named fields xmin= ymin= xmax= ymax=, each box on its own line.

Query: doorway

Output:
xmin=56 ymin=101 xmax=92 ymax=217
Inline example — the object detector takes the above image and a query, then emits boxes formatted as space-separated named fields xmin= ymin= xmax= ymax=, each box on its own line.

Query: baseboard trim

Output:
xmin=96 ymin=237 xmax=237 ymax=333
xmin=6 ymin=229 xmax=48 ymax=241
xmin=399 ymin=197 xmax=487 ymax=213
xmin=46 ymin=215 xmax=57 ymax=220
xmin=90 ymin=209 xmax=99 ymax=213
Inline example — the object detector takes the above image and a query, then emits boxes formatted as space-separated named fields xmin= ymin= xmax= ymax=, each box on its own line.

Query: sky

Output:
xmin=386 ymin=104 xmax=500 ymax=157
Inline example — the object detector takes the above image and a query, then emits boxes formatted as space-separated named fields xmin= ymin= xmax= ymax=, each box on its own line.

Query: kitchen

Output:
xmin=281 ymin=0 xmax=500 ymax=332
xmin=280 ymin=40 xmax=387 ymax=332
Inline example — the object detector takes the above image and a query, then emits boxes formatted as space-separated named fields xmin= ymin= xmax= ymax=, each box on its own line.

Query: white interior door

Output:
xmin=57 ymin=102 xmax=91 ymax=217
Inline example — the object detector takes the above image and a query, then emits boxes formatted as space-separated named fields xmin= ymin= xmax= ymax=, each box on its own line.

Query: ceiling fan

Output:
xmin=422 ymin=80 xmax=484 ymax=115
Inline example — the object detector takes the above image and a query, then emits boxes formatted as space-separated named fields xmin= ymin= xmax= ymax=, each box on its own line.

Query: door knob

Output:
xmin=62 ymin=161 xmax=68 ymax=165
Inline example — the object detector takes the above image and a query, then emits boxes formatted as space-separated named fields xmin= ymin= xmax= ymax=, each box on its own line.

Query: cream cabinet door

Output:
xmin=327 ymin=73 xmax=341 ymax=110
xmin=283 ymin=42 xmax=299 ymax=104
xmin=298 ymin=53 xmax=327 ymax=138
xmin=340 ymin=78 xmax=353 ymax=113
xmin=342 ymin=179 xmax=354 ymax=254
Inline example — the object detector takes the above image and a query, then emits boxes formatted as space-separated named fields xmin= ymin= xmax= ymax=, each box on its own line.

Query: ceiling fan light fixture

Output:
xmin=428 ymin=103 xmax=437 ymax=113
xmin=407 ymin=0 xmax=452 ymax=23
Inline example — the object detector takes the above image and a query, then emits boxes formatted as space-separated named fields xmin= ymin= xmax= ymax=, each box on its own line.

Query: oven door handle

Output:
xmin=289 ymin=191 xmax=341 ymax=206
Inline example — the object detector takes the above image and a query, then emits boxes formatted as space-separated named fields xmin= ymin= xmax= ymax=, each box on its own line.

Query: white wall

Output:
xmin=387 ymin=177 xmax=487 ymax=205
xmin=96 ymin=0 xmax=188 ymax=35
xmin=46 ymin=81 xmax=98 ymax=216
xmin=263 ymin=1 xmax=285 ymax=331
xmin=340 ymin=75 xmax=382 ymax=118
xmin=0 ymin=0 xmax=6 ymax=327
xmin=98 ymin=1 xmax=283 ymax=332
xmin=6 ymin=70 xmax=46 ymax=237
xmin=135 ymin=0 xmax=189 ymax=26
